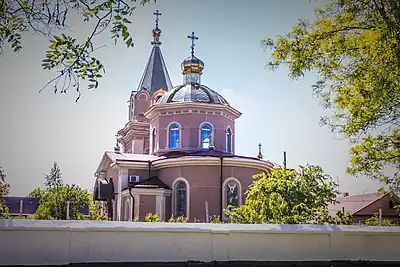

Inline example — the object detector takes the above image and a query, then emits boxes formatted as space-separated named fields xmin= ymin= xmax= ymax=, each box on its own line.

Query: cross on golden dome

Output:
xmin=187 ymin=32 xmax=199 ymax=57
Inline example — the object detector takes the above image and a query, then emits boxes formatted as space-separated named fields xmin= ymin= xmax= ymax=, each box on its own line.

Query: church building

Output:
xmin=93 ymin=10 xmax=280 ymax=222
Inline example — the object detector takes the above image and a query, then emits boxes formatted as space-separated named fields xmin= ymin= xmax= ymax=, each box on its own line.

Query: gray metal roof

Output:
xmin=3 ymin=197 xmax=40 ymax=214
xmin=157 ymin=84 xmax=230 ymax=105
xmin=137 ymin=46 xmax=172 ymax=94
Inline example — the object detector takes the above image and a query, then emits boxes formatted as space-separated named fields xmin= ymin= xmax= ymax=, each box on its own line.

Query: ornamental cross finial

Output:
xmin=153 ymin=10 xmax=161 ymax=28
xmin=188 ymin=32 xmax=199 ymax=57
xmin=257 ymin=143 xmax=263 ymax=160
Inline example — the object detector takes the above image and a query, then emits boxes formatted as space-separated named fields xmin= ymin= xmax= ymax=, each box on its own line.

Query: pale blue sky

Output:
xmin=0 ymin=0 xmax=380 ymax=196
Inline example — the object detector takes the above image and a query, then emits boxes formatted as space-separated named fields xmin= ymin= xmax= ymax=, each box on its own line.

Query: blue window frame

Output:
xmin=201 ymin=123 xmax=212 ymax=149
xmin=169 ymin=123 xmax=180 ymax=149
xmin=226 ymin=128 xmax=232 ymax=153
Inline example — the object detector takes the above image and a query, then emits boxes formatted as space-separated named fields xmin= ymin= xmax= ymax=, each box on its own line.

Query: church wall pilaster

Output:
xmin=116 ymin=169 xmax=129 ymax=221
xmin=155 ymin=195 xmax=166 ymax=221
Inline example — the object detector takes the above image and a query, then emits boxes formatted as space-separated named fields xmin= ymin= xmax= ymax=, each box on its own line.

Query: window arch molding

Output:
xmin=222 ymin=177 xmax=242 ymax=212
xmin=198 ymin=122 xmax=214 ymax=149
xmin=135 ymin=90 xmax=150 ymax=100
xmin=225 ymin=126 xmax=233 ymax=153
xmin=171 ymin=177 xmax=190 ymax=219
xmin=166 ymin=122 xmax=182 ymax=149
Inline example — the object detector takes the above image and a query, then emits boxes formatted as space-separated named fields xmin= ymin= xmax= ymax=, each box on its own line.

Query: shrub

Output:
xmin=144 ymin=213 xmax=160 ymax=222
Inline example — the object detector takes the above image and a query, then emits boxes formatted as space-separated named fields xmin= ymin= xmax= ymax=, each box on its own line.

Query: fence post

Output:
xmin=205 ymin=201 xmax=209 ymax=223
xmin=19 ymin=200 xmax=23 ymax=218
xmin=66 ymin=201 xmax=70 ymax=220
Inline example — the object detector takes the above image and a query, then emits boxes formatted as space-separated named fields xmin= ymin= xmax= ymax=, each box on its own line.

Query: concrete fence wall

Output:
xmin=1 ymin=220 xmax=400 ymax=266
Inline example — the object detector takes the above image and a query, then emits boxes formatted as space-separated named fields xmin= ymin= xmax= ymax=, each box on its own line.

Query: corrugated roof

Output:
xmin=3 ymin=196 xmax=90 ymax=216
xmin=3 ymin=197 xmax=40 ymax=214
xmin=105 ymin=151 xmax=161 ymax=162
xmin=328 ymin=193 xmax=384 ymax=216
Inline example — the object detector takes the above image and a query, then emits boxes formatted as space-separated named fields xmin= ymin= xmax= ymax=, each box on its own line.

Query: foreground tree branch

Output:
xmin=264 ymin=0 xmax=400 ymax=191
xmin=0 ymin=0 xmax=154 ymax=101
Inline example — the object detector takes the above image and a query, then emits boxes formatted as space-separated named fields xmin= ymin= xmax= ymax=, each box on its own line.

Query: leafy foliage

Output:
xmin=314 ymin=208 xmax=354 ymax=225
xmin=226 ymin=165 xmax=340 ymax=224
xmin=144 ymin=212 xmax=160 ymax=222
xmin=364 ymin=212 xmax=394 ymax=226
xmin=263 ymin=0 xmax=400 ymax=190
xmin=209 ymin=214 xmax=223 ymax=224
xmin=88 ymin=196 xmax=108 ymax=220
xmin=30 ymin=162 xmax=105 ymax=220
xmin=33 ymin=184 xmax=89 ymax=220
xmin=28 ymin=187 xmax=46 ymax=198
xmin=0 ymin=0 xmax=154 ymax=101
xmin=167 ymin=215 xmax=188 ymax=223
xmin=45 ymin=162 xmax=63 ymax=189
xmin=0 ymin=166 xmax=10 ymax=219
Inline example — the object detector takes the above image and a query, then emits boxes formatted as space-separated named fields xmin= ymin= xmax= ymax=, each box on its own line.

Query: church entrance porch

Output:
xmin=120 ymin=186 xmax=171 ymax=222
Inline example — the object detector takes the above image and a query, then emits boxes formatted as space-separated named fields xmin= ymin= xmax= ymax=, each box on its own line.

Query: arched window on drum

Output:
xmin=169 ymin=123 xmax=180 ymax=149
xmin=200 ymin=123 xmax=212 ymax=149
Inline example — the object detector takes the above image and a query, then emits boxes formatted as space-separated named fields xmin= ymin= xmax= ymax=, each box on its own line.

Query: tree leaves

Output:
xmin=1 ymin=0 xmax=155 ymax=101
xmin=44 ymin=162 xmax=63 ymax=189
xmin=29 ymin=162 xmax=106 ymax=220
xmin=0 ymin=166 xmax=10 ymax=219
xmin=264 ymin=0 xmax=400 ymax=191
xmin=226 ymin=165 xmax=350 ymax=224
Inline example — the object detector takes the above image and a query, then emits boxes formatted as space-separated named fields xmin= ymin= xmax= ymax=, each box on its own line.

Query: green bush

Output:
xmin=144 ymin=213 xmax=160 ymax=222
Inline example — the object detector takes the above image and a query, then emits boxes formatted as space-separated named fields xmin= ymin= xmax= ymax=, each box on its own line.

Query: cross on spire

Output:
xmin=188 ymin=32 xmax=199 ymax=57
xmin=153 ymin=10 xmax=161 ymax=28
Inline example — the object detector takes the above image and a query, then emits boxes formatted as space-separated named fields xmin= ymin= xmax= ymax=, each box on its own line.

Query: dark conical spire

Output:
xmin=137 ymin=10 xmax=172 ymax=94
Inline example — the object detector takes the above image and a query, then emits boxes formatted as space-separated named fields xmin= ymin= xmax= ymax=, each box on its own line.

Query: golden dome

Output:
xmin=152 ymin=27 xmax=161 ymax=37
xmin=181 ymin=56 xmax=204 ymax=74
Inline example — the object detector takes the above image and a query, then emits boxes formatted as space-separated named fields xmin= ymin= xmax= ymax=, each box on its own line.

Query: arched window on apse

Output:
xmin=224 ymin=179 xmax=241 ymax=211
xmin=175 ymin=181 xmax=187 ymax=217
xmin=226 ymin=128 xmax=232 ymax=153
xmin=169 ymin=123 xmax=180 ymax=149
xmin=201 ymin=123 xmax=212 ymax=149
xmin=152 ymin=128 xmax=156 ymax=153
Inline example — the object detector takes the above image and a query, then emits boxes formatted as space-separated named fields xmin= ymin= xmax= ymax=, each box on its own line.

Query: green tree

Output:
xmin=30 ymin=162 xmax=106 ymax=220
xmin=0 ymin=0 xmax=154 ymax=101
xmin=33 ymin=183 xmax=95 ymax=220
xmin=0 ymin=166 xmax=10 ymax=219
xmin=45 ymin=162 xmax=63 ymax=189
xmin=364 ymin=212 xmax=394 ymax=226
xmin=226 ymin=165 xmax=339 ymax=224
xmin=264 ymin=0 xmax=400 ymax=190
xmin=28 ymin=187 xmax=46 ymax=198
xmin=315 ymin=208 xmax=354 ymax=225
xmin=88 ymin=196 xmax=107 ymax=221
